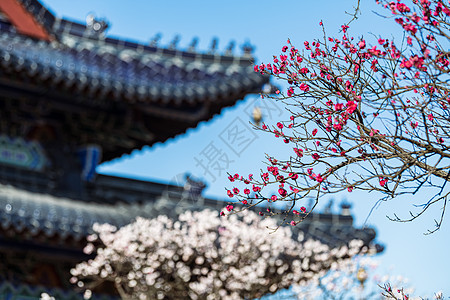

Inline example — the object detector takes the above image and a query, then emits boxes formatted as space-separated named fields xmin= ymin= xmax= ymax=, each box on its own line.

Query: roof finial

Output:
xmin=168 ymin=35 xmax=180 ymax=50
xmin=86 ymin=14 xmax=109 ymax=37
xmin=183 ymin=173 xmax=206 ymax=201
xmin=242 ymin=40 xmax=254 ymax=56
xmin=324 ymin=199 xmax=334 ymax=214
xmin=225 ymin=41 xmax=235 ymax=55
xmin=209 ymin=37 xmax=218 ymax=54
xmin=149 ymin=33 xmax=162 ymax=47
xmin=340 ymin=202 xmax=352 ymax=216
xmin=188 ymin=37 xmax=198 ymax=52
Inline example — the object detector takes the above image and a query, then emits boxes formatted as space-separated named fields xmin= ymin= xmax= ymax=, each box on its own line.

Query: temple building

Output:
xmin=0 ymin=0 xmax=382 ymax=299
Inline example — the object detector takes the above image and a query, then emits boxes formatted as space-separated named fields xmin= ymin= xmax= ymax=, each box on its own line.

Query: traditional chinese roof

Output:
xmin=0 ymin=0 xmax=270 ymax=162
xmin=0 ymin=173 xmax=382 ymax=253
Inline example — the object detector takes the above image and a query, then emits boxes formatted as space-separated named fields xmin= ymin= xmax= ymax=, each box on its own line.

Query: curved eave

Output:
xmin=0 ymin=43 xmax=268 ymax=106
xmin=102 ymin=88 xmax=259 ymax=162
xmin=0 ymin=180 xmax=383 ymax=251
xmin=0 ymin=183 xmax=155 ymax=243
xmin=0 ymin=47 xmax=270 ymax=163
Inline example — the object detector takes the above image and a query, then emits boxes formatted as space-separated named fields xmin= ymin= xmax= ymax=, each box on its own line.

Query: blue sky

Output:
xmin=43 ymin=0 xmax=448 ymax=296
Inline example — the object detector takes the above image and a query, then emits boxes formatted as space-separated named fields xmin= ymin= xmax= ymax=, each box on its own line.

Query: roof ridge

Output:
xmin=54 ymin=18 xmax=256 ymax=63
xmin=15 ymin=0 xmax=56 ymax=36
xmin=11 ymin=0 xmax=256 ymax=61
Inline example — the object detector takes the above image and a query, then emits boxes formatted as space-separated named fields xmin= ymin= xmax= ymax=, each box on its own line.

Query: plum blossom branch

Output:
xmin=227 ymin=0 xmax=450 ymax=232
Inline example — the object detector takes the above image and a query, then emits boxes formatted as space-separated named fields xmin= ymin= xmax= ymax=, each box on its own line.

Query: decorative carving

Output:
xmin=86 ymin=14 xmax=109 ymax=37
xmin=149 ymin=33 xmax=162 ymax=47
xmin=324 ymin=199 xmax=334 ymax=214
xmin=183 ymin=173 xmax=206 ymax=201
xmin=241 ymin=40 xmax=254 ymax=56
xmin=168 ymin=35 xmax=180 ymax=50
xmin=225 ymin=41 xmax=235 ymax=55
xmin=209 ymin=37 xmax=218 ymax=54
xmin=340 ymin=202 xmax=352 ymax=216
xmin=0 ymin=135 xmax=48 ymax=171
xmin=188 ymin=37 xmax=198 ymax=52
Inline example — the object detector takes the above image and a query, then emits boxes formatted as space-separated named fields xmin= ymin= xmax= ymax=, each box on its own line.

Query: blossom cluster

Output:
xmin=71 ymin=209 xmax=365 ymax=300
xmin=229 ymin=0 xmax=450 ymax=231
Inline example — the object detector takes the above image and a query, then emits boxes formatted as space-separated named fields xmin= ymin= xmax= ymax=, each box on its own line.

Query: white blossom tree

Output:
xmin=71 ymin=209 xmax=367 ymax=300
